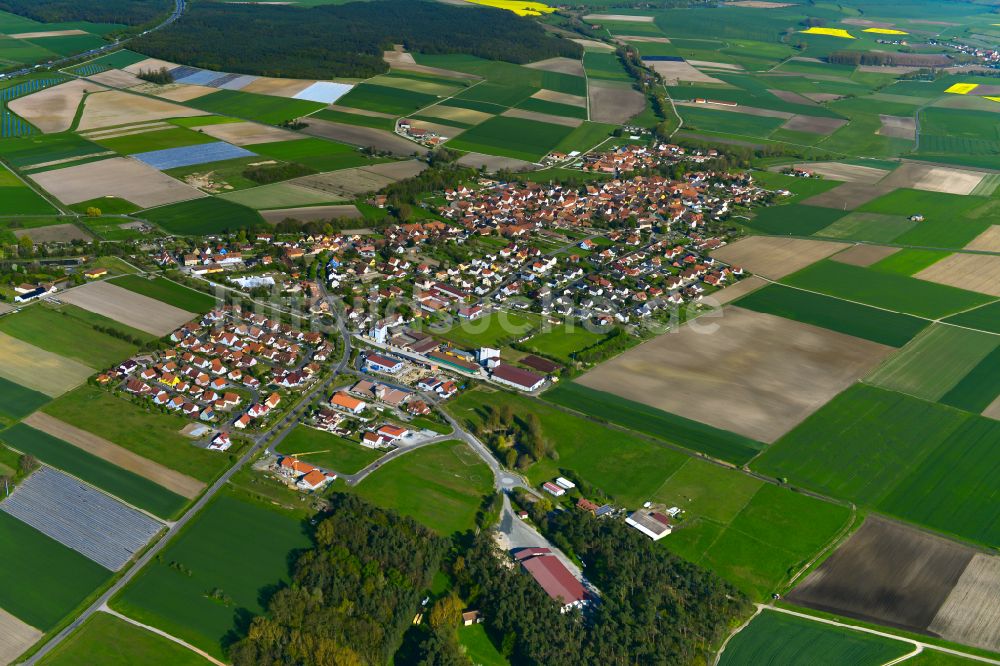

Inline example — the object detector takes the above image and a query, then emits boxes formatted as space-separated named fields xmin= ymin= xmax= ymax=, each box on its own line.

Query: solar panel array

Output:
xmin=168 ymin=65 xmax=257 ymax=91
xmin=0 ymin=78 xmax=67 ymax=138
xmin=0 ymin=467 xmax=163 ymax=571
xmin=132 ymin=140 xmax=257 ymax=170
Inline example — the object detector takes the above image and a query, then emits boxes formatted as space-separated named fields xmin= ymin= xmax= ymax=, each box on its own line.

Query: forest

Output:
xmin=229 ymin=494 xmax=447 ymax=666
xmin=453 ymin=511 xmax=751 ymax=665
xmin=0 ymin=0 xmax=171 ymax=26
xmin=132 ymin=0 xmax=582 ymax=79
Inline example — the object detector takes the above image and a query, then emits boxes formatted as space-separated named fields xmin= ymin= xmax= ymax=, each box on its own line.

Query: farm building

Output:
xmin=543 ymin=481 xmax=566 ymax=497
xmin=491 ymin=364 xmax=545 ymax=392
xmin=516 ymin=548 xmax=586 ymax=611
xmin=626 ymin=509 xmax=672 ymax=541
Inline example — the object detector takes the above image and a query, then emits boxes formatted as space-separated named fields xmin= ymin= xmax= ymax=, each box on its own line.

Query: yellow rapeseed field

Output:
xmin=863 ymin=28 xmax=908 ymax=35
xmin=464 ymin=0 xmax=555 ymax=15
xmin=800 ymin=27 xmax=855 ymax=39
xmin=945 ymin=83 xmax=980 ymax=95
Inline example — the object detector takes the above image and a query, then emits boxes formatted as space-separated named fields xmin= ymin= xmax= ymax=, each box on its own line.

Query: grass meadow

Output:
xmin=458 ymin=624 xmax=508 ymax=666
xmin=276 ymin=425 xmax=381 ymax=475
xmin=245 ymin=137 xmax=379 ymax=172
xmin=748 ymin=204 xmax=845 ymax=236
xmin=111 ymin=275 xmax=218 ymax=313
xmin=0 ymin=423 xmax=188 ymax=519
xmin=432 ymin=311 xmax=540 ymax=349
xmin=521 ymin=324 xmax=608 ymax=362
xmin=40 ymin=612 xmax=210 ymax=666
xmin=139 ymin=197 xmax=264 ymax=236
xmin=869 ymin=249 xmax=950 ymax=276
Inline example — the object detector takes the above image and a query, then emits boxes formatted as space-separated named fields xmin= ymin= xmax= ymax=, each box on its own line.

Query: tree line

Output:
xmin=0 ymin=0 xmax=171 ymax=26
xmin=132 ymin=0 xmax=582 ymax=80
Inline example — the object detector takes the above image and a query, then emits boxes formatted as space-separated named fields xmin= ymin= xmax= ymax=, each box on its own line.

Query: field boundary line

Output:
xmin=784 ymin=503 xmax=857 ymax=591
xmin=886 ymin=645 xmax=923 ymax=666
xmin=712 ymin=604 xmax=763 ymax=666
xmin=98 ymin=607 xmax=226 ymax=666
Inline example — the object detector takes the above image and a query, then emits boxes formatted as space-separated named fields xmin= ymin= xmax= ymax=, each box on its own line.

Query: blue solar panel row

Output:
xmin=132 ymin=141 xmax=257 ymax=170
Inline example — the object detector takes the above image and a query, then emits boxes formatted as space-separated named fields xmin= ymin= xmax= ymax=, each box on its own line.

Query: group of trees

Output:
xmin=229 ymin=494 xmax=447 ymax=666
xmin=133 ymin=0 xmax=582 ymax=80
xmin=473 ymin=403 xmax=553 ymax=470
xmin=243 ymin=161 xmax=314 ymax=185
xmin=136 ymin=66 xmax=174 ymax=84
xmin=0 ymin=0 xmax=171 ymax=26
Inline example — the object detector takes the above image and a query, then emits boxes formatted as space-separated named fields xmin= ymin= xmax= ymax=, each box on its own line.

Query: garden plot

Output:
xmin=23 ymin=413 xmax=205 ymax=500
xmin=301 ymin=118 xmax=419 ymax=155
xmin=915 ymin=253 xmax=1000 ymax=298
xmin=881 ymin=163 xmax=985 ymax=196
xmin=7 ymin=79 xmax=106 ymax=133
xmin=780 ymin=115 xmax=847 ymax=134
xmin=87 ymin=68 xmax=144 ymax=88
xmin=76 ymin=91 xmax=208 ymax=131
xmin=14 ymin=223 xmax=91 ymax=244
xmin=196 ymin=120 xmax=297 ymax=146
xmin=133 ymin=141 xmax=255 ymax=170
xmin=0 ymin=607 xmax=41 ymax=666
xmin=0 ymin=467 xmax=162 ymax=571
xmin=589 ymin=79 xmax=645 ymax=123
xmin=878 ymin=114 xmax=916 ymax=140
xmin=577 ymin=307 xmax=892 ymax=442
xmin=965 ymin=225 xmax=1000 ymax=251
xmin=293 ymin=81 xmax=353 ymax=104
xmin=830 ymin=244 xmax=899 ymax=267
xmin=711 ymin=236 xmax=846 ymax=279
xmin=531 ymin=89 xmax=587 ymax=107
xmin=788 ymin=516 xmax=999 ymax=651
xmin=30 ymin=157 xmax=204 ymax=208
xmin=502 ymin=107 xmax=582 ymax=128
xmin=524 ymin=56 xmax=585 ymax=77
xmin=789 ymin=162 xmax=890 ymax=182
xmin=0 ymin=332 xmax=94 ymax=397
xmin=58 ymin=281 xmax=195 ymax=336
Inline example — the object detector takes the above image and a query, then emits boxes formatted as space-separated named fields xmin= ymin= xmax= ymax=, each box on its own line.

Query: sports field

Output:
xmin=276 ymin=426 xmax=381 ymax=475
xmin=110 ymin=275 xmax=218 ymax=313
xmin=719 ymin=610 xmax=911 ymax=666
xmin=352 ymin=440 xmax=493 ymax=535
xmin=40 ymin=612 xmax=211 ymax=666
xmin=113 ymin=493 xmax=310 ymax=659
xmin=0 ymin=511 xmax=110 ymax=631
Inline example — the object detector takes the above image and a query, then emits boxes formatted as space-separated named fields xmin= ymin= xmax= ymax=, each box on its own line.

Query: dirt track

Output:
xmin=58 ymin=281 xmax=195 ymax=336
xmin=24 ymin=413 xmax=205 ymax=499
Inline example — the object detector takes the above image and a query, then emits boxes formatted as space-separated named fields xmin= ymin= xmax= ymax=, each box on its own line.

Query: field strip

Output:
xmin=100 ymin=607 xmax=226 ymax=666
xmin=0 ymin=331 xmax=94 ymax=397
xmin=0 ymin=606 xmax=42 ymax=666
xmin=23 ymin=413 xmax=206 ymax=499
xmin=58 ymin=280 xmax=196 ymax=336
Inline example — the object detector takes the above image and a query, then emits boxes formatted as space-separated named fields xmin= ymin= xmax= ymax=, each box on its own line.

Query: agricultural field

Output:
xmin=40 ymin=612 xmax=211 ymax=666
xmin=351 ymin=440 xmax=493 ymax=536
xmin=0 ymin=375 xmax=50 ymax=422
xmin=58 ymin=281 xmax=195 ymax=337
xmin=275 ymin=425 xmax=381 ymax=475
xmin=245 ymin=137 xmax=379 ymax=172
xmin=113 ymin=492 xmax=311 ymax=660
xmin=719 ymin=610 xmax=912 ymax=666
xmin=0 ymin=165 xmax=57 ymax=214
xmin=184 ymin=89 xmax=325 ymax=125
xmin=520 ymin=323 xmax=607 ymax=362
xmin=110 ymin=275 xmax=218 ymax=314
xmin=0 ymin=331 xmax=95 ymax=397
xmin=446 ymin=115 xmax=574 ymax=162
xmin=139 ymin=196 xmax=263 ymax=235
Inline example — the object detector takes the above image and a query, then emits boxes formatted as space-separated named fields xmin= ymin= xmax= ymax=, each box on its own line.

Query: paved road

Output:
xmin=496 ymin=494 xmax=582 ymax=578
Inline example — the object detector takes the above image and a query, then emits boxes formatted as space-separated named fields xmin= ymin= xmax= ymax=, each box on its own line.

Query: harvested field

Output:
xmin=984 ymin=394 xmax=1000 ymax=420
xmin=0 ymin=606 xmax=41 ymax=665
xmin=584 ymin=13 xmax=655 ymax=21
xmin=291 ymin=159 xmax=427 ymax=199
xmin=710 ymin=275 xmax=766 ymax=304
xmin=577 ymin=307 xmax=892 ymax=442
xmin=383 ymin=48 xmax=480 ymax=79
xmin=456 ymin=151 xmax=533 ymax=172
xmin=589 ymin=80 xmax=645 ymax=123
xmin=803 ymin=181 xmax=894 ymax=209
xmin=881 ymin=163 xmax=985 ymax=196
xmin=677 ymin=100 xmax=791 ymax=119
xmin=789 ymin=162 xmax=890 ymax=182
xmin=965 ymin=225 xmax=1000 ymax=251
xmin=23 ymin=413 xmax=205 ymax=499
xmin=197 ymin=120 xmax=297 ymax=146
xmin=929 ymin=554 xmax=1000 ymax=652
xmin=408 ymin=118 xmax=466 ymax=138
xmin=789 ymin=516 xmax=999 ymax=648
xmin=781 ymin=115 xmax=847 ymax=134
xmin=0 ymin=331 xmax=94 ymax=397
xmin=501 ymin=107 xmax=582 ymax=128
xmin=30 ymin=158 xmax=204 ymax=208
xmin=77 ymin=91 xmax=208 ymax=131
xmin=82 ymin=121 xmax=172 ymax=140
xmin=8 ymin=80 xmax=106 ymax=133
xmin=13 ymin=223 xmax=91 ymax=244
xmin=646 ymin=60 xmax=724 ymax=85
xmin=241 ymin=76 xmax=312 ymax=97
xmin=9 ymin=29 xmax=87 ymax=38
xmin=831 ymin=244 xmax=899 ymax=266
xmin=915 ymin=253 xmax=1000 ymax=297
xmin=531 ymin=88 xmax=587 ymax=107
xmin=0 ymin=467 xmax=162 ymax=571
xmin=87 ymin=68 xmax=144 ymax=88
xmin=878 ymin=114 xmax=916 ymax=140
xmin=301 ymin=118 xmax=419 ymax=156
xmin=122 ymin=58 xmax=178 ymax=75
xmin=327 ymin=104 xmax=394 ymax=118
xmin=524 ymin=56 xmax=585 ymax=77
xmin=58 ymin=281 xmax=195 ymax=336
xmin=261 ymin=204 xmax=362 ymax=223
xmin=711 ymin=236 xmax=846 ymax=279
xmin=144 ymin=83 xmax=218 ymax=102
xmin=570 ymin=38 xmax=614 ymax=51
xmin=419 ymin=104 xmax=494 ymax=125
xmin=768 ymin=88 xmax=816 ymax=105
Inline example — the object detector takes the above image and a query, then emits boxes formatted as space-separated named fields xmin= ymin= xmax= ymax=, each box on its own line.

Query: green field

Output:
xmin=0 ymin=511 xmax=110 ymax=631
xmin=275 ymin=425 xmax=381 ymax=475
xmin=458 ymin=624 xmax=508 ymax=666
xmin=515 ymin=97 xmax=588 ymax=120
xmin=0 ymin=167 xmax=57 ymax=214
xmin=433 ymin=311 xmax=540 ymax=349
xmin=68 ymin=196 xmax=140 ymax=216
xmin=583 ymin=51 xmax=629 ymax=81
xmin=781 ymin=261 xmax=994 ymax=319
xmin=748 ymin=204 xmax=845 ymax=236
xmin=0 ymin=134 xmax=103 ymax=168
xmin=0 ymin=304 xmax=151 ymax=369
xmin=552 ymin=121 xmax=616 ymax=153
xmin=865 ymin=325 xmax=999 ymax=402
xmin=113 ymin=493 xmax=310 ymax=659
xmin=676 ymin=106 xmax=786 ymax=139
xmin=111 ymin=275 xmax=218 ymax=313
xmin=43 ymin=386 xmax=230 ymax=483
xmin=217 ymin=181 xmax=337 ymax=209
xmin=719 ymin=610 xmax=912 ymax=666
xmin=92 ymin=127 xmax=217 ymax=155
xmin=244 ymin=137 xmax=378 ymax=171
xmin=40 ymin=612 xmax=210 ymax=666
xmin=448 ymin=388 xmax=688 ymax=507
xmin=815 ymin=212 xmax=917 ymax=243
xmin=753 ymin=384 xmax=969 ymax=506
xmin=140 ymin=197 xmax=264 ymax=235
xmin=939 ymin=345 xmax=1000 ymax=413
xmin=522 ymin=324 xmax=607 ymax=362
xmin=185 ymin=90 xmax=325 ymax=125
xmin=654 ymin=461 xmax=850 ymax=599
xmin=869 ymin=249 xmax=950 ymax=276
xmin=446 ymin=116 xmax=574 ymax=162
xmin=734 ymin=284 xmax=928 ymax=348
xmin=543 ymin=382 xmax=763 ymax=465
xmin=310 ymin=108 xmax=397 ymax=131
xmin=336 ymin=83 xmax=438 ymax=116
xmin=751 ymin=172 xmax=842 ymax=203
xmin=352 ymin=440 xmax=492 ymax=536
xmin=0 ymin=375 xmax=49 ymax=421
xmin=944 ymin=301 xmax=1000 ymax=335
xmin=1 ymin=424 xmax=187 ymax=519
xmin=858 ymin=189 xmax=996 ymax=249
